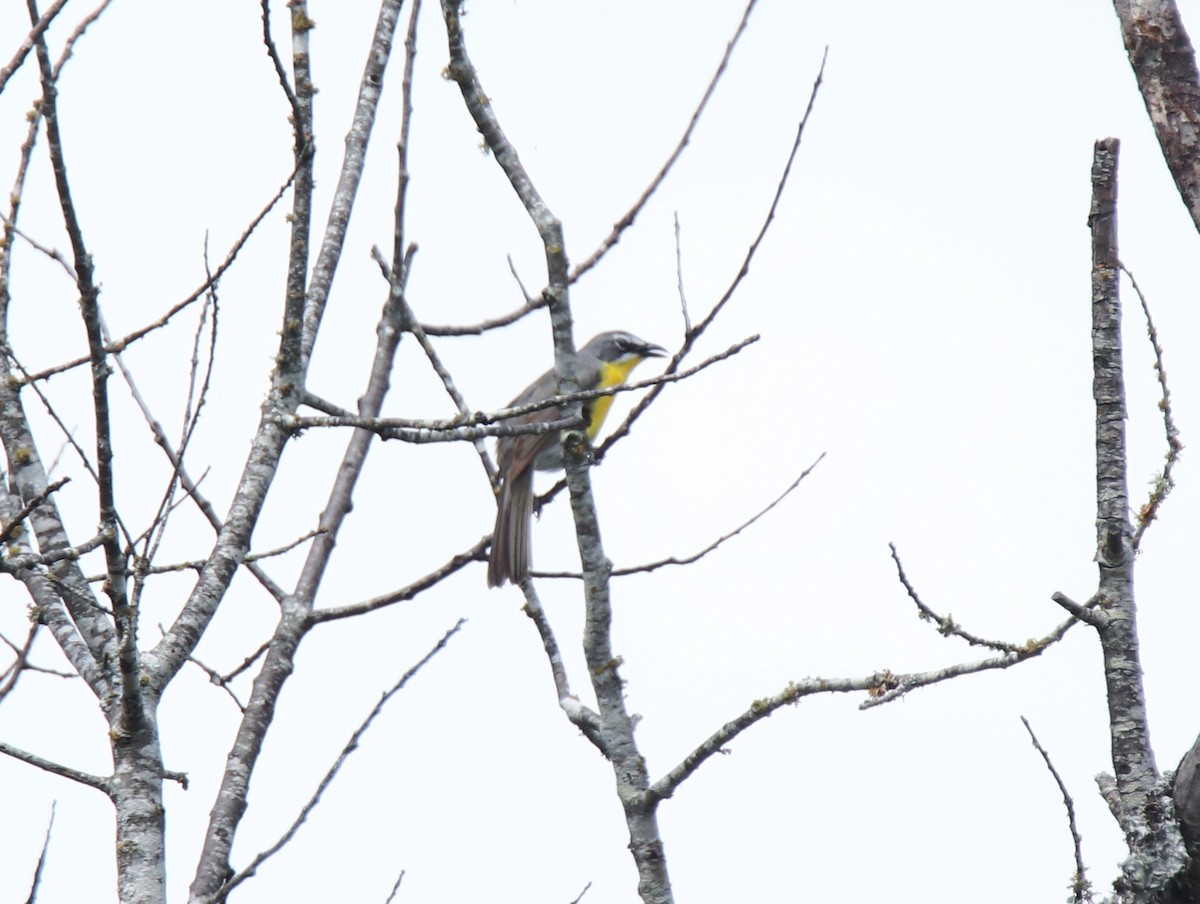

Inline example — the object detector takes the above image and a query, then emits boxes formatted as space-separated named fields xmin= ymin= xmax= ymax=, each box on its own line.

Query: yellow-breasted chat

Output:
xmin=487 ymin=331 xmax=665 ymax=588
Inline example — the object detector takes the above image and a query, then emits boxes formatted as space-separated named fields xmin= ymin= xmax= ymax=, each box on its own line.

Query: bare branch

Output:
xmin=597 ymin=53 xmax=824 ymax=465
xmin=649 ymin=622 xmax=1081 ymax=804
xmin=22 ymin=802 xmax=55 ymax=904
xmin=1120 ymin=263 xmax=1182 ymax=549
xmin=6 ymin=551 xmax=110 ymax=696
xmin=290 ymin=3 xmax=416 ymax=610
xmin=0 ymin=476 xmax=69 ymax=544
xmin=0 ymin=346 xmax=115 ymax=689
xmin=369 ymin=244 xmax=498 ymax=485
xmin=1021 ymin=717 xmax=1092 ymax=904
xmin=520 ymin=582 xmax=604 ymax=750
xmin=52 ymin=1 xmax=112 ymax=75
xmin=259 ymin=0 xmax=302 ymax=126
xmin=185 ymin=8 xmax=407 ymax=896
xmin=383 ymin=870 xmax=406 ymax=904
xmin=0 ymin=0 xmax=70 ymax=96
xmin=0 ymin=738 xmax=110 ymax=793
xmin=507 ymin=254 xmax=534 ymax=305
xmin=0 ymin=215 xmax=77 ymax=278
xmin=0 ymin=625 xmax=39 ymax=703
xmin=890 ymin=543 xmax=1030 ymax=654
xmin=1110 ymin=0 xmax=1200 ymax=233
xmin=110 ymin=327 xmax=286 ymax=600
xmin=136 ymin=529 xmax=322 ymax=578
xmin=1 ymin=525 xmax=113 ymax=571
xmin=214 ymin=621 xmax=466 ymax=902
xmin=537 ymin=456 xmax=825 ymax=580
xmin=674 ymin=212 xmax=692 ymax=334
xmin=21 ymin=161 xmax=300 ymax=385
xmin=311 ymin=538 xmax=487 ymax=623
xmin=568 ymin=0 xmax=762 ymax=283
xmin=297 ymin=0 xmax=401 ymax=367
xmin=185 ymin=654 xmax=247 ymax=713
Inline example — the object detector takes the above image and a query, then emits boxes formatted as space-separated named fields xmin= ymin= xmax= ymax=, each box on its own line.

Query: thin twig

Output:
xmin=134 ymin=529 xmax=323 ymax=577
xmin=536 ymin=456 xmax=825 ymax=580
xmin=1 ymin=526 xmax=113 ymax=571
xmin=890 ymin=543 xmax=1028 ymax=653
xmin=186 ymin=654 xmax=247 ymax=713
xmin=674 ymin=212 xmax=692 ymax=334
xmin=1021 ymin=716 xmax=1092 ymax=904
xmin=0 ymin=477 xmax=69 ymax=543
xmin=101 ymin=304 xmax=286 ymax=601
xmin=260 ymin=0 xmax=302 ymax=126
xmin=507 ymin=254 xmax=534 ymax=305
xmin=222 ymin=639 xmax=272 ymax=685
xmin=54 ymin=1 xmax=113 ymax=74
xmin=412 ymin=0 xmax=769 ymax=337
xmin=568 ymin=0 xmax=762 ymax=284
xmin=217 ymin=621 xmax=465 ymax=899
xmin=311 ymin=538 xmax=487 ymax=623
xmin=21 ymin=162 xmax=300 ymax=384
xmin=1121 ymin=263 xmax=1182 ymax=549
xmin=369 ymin=244 xmax=496 ymax=484
xmin=0 ymin=216 xmax=76 ymax=278
xmin=22 ymin=801 xmax=56 ymax=904
xmin=597 ymin=52 xmax=825 ymax=465
xmin=383 ymin=870 xmax=406 ymax=904
xmin=0 ymin=625 xmax=37 ymax=704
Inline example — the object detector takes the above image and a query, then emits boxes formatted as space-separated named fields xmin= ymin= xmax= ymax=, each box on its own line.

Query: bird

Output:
xmin=487 ymin=330 xmax=666 ymax=588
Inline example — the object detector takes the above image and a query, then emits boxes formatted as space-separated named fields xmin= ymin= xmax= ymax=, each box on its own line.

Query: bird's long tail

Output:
xmin=488 ymin=468 xmax=533 ymax=587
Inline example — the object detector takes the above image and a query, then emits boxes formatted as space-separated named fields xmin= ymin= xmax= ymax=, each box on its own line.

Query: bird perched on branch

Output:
xmin=487 ymin=331 xmax=666 ymax=588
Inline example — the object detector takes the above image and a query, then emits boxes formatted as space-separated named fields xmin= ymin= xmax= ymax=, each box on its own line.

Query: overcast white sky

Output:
xmin=2 ymin=1 xmax=1200 ymax=901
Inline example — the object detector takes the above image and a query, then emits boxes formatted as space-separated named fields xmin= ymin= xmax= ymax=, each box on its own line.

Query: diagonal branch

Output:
xmin=311 ymin=537 xmax=487 ymax=623
xmin=1110 ymin=0 xmax=1200 ymax=234
xmin=598 ymin=51 xmax=825 ymax=466
xmin=22 ymin=802 xmax=56 ymax=904
xmin=568 ymin=0 xmax=762 ymax=284
xmin=0 ymin=0 xmax=70 ymax=96
xmin=520 ymin=582 xmax=603 ymax=750
xmin=209 ymin=620 xmax=464 ymax=903
xmin=22 ymin=161 xmax=300 ymax=385
xmin=0 ymin=737 xmax=110 ymax=793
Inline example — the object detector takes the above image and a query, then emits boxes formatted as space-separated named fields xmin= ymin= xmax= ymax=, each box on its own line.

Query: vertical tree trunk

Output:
xmin=111 ymin=707 xmax=166 ymax=904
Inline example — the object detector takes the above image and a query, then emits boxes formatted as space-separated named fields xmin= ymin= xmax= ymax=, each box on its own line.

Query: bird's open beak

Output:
xmin=643 ymin=343 xmax=667 ymax=358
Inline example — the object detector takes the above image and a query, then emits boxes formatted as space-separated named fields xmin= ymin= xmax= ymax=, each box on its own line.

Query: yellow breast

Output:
xmin=586 ymin=357 xmax=645 ymax=440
